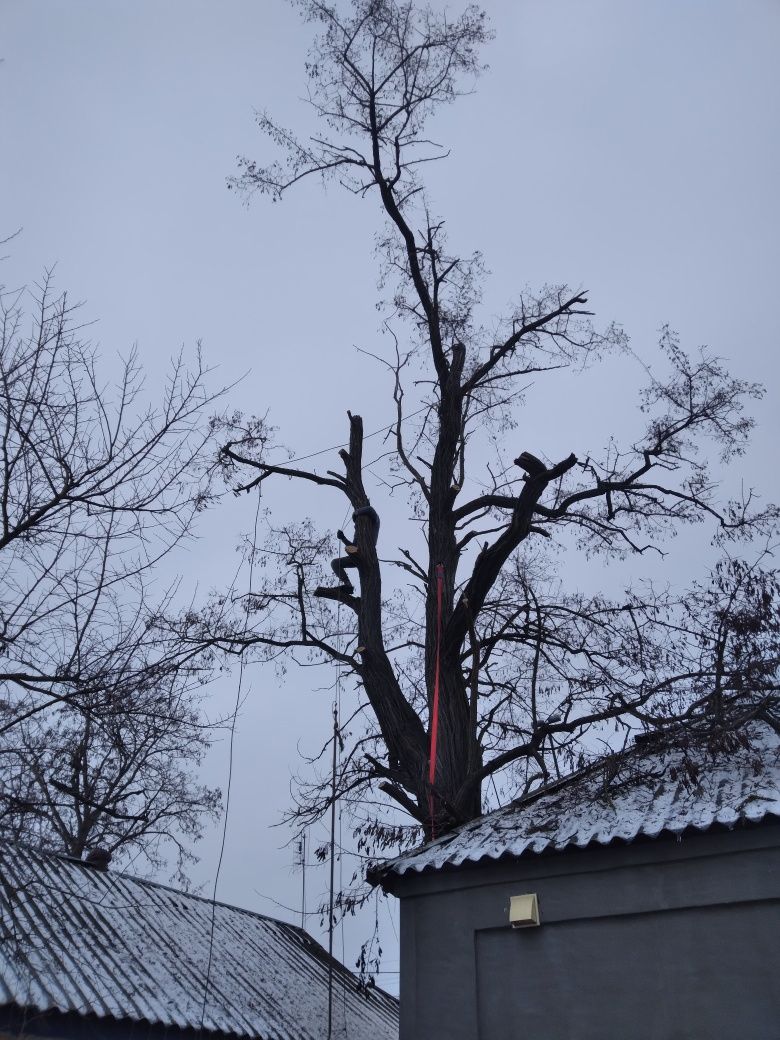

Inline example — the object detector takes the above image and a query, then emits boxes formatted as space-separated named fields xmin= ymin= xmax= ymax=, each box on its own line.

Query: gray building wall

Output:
xmin=386 ymin=822 xmax=780 ymax=1040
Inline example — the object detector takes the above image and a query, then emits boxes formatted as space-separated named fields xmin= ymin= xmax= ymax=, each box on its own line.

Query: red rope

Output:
xmin=428 ymin=563 xmax=445 ymax=838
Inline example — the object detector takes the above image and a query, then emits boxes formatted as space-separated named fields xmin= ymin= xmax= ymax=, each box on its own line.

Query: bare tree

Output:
xmin=0 ymin=272 xmax=223 ymax=727
xmin=0 ymin=677 xmax=221 ymax=883
xmin=203 ymin=0 xmax=778 ymax=841
xmin=0 ymin=269 xmax=227 ymax=872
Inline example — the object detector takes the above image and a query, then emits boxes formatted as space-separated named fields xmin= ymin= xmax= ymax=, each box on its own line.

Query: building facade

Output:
xmin=373 ymin=721 xmax=780 ymax=1040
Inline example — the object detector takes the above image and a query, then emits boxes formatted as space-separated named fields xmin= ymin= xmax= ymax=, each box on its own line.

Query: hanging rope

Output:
xmin=428 ymin=563 xmax=445 ymax=839
xmin=200 ymin=490 xmax=262 ymax=1031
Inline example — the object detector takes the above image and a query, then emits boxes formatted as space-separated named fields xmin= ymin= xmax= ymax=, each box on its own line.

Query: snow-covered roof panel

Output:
xmin=0 ymin=843 xmax=398 ymax=1040
xmin=374 ymin=720 xmax=780 ymax=881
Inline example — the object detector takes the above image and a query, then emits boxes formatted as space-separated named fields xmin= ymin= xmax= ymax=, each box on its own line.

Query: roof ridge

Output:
xmin=0 ymin=840 xmax=400 ymax=1037
xmin=0 ymin=839 xmax=310 ymax=937
xmin=373 ymin=717 xmax=780 ymax=882
xmin=507 ymin=713 xmax=780 ymax=814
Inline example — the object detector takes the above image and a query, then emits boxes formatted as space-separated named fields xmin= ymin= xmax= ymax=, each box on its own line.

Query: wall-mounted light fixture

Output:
xmin=509 ymin=893 xmax=540 ymax=929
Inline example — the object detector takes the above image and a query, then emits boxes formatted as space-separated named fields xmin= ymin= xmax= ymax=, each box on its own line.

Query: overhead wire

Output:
xmin=199 ymin=488 xmax=262 ymax=1031
xmin=260 ymin=403 xmax=431 ymax=469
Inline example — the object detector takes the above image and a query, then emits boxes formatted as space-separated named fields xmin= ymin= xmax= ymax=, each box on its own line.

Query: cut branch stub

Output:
xmin=319 ymin=413 xmax=429 ymax=784
xmin=444 ymin=451 xmax=578 ymax=657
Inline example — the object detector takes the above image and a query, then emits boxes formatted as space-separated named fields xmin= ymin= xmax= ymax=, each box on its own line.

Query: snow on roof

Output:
xmin=372 ymin=719 xmax=780 ymax=883
xmin=0 ymin=842 xmax=398 ymax=1040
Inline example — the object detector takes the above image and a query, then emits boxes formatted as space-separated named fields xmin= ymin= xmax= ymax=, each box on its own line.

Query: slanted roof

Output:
xmin=0 ymin=842 xmax=398 ymax=1040
xmin=372 ymin=719 xmax=780 ymax=883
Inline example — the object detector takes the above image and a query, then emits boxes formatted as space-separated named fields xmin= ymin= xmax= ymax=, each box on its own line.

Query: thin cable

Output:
xmin=252 ymin=888 xmax=319 ymax=918
xmin=300 ymin=830 xmax=306 ymax=930
xmin=327 ymin=701 xmax=338 ymax=1040
xmin=337 ymin=623 xmax=348 ymax=1035
xmin=199 ymin=489 xmax=261 ymax=1031
xmin=328 ymin=501 xmax=351 ymax=1039
xmin=262 ymin=403 xmax=430 ymax=469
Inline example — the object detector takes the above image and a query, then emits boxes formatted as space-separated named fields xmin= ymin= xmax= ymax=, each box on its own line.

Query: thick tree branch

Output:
xmin=462 ymin=292 xmax=592 ymax=394
xmin=445 ymin=452 xmax=577 ymax=657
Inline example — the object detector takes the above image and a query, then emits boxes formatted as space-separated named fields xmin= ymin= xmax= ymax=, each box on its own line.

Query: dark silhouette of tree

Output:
xmin=0 ymin=273 xmax=221 ymax=722
xmin=0 ymin=682 xmax=221 ymax=883
xmin=202 ymin=0 xmax=778 ymax=841
xmin=0 ymin=270 xmax=226 ymax=873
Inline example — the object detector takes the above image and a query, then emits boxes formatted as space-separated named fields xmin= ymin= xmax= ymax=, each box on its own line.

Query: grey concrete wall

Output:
xmin=389 ymin=823 xmax=780 ymax=1040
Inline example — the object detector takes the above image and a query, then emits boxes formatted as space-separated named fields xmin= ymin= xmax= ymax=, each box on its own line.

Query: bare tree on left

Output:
xmin=0 ymin=271 xmax=224 ymax=875
xmin=0 ymin=680 xmax=221 ymax=884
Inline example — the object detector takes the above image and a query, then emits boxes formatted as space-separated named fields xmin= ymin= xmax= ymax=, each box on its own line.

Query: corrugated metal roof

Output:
xmin=0 ymin=843 xmax=398 ymax=1040
xmin=373 ymin=719 xmax=780 ymax=882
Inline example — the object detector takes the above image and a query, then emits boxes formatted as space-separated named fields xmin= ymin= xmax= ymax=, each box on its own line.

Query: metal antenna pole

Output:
xmin=327 ymin=704 xmax=338 ymax=1040
xmin=299 ymin=832 xmax=306 ymax=931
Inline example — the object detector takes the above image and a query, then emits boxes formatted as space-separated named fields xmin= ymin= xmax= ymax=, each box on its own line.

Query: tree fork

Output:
xmin=333 ymin=414 xmax=429 ymax=789
xmin=444 ymin=451 xmax=578 ymax=658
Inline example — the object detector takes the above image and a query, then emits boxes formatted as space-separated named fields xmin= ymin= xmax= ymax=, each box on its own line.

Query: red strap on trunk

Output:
xmin=428 ymin=563 xmax=445 ymax=838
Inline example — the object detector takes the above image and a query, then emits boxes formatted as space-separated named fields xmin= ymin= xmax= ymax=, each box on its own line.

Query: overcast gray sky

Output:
xmin=3 ymin=0 xmax=779 ymax=993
